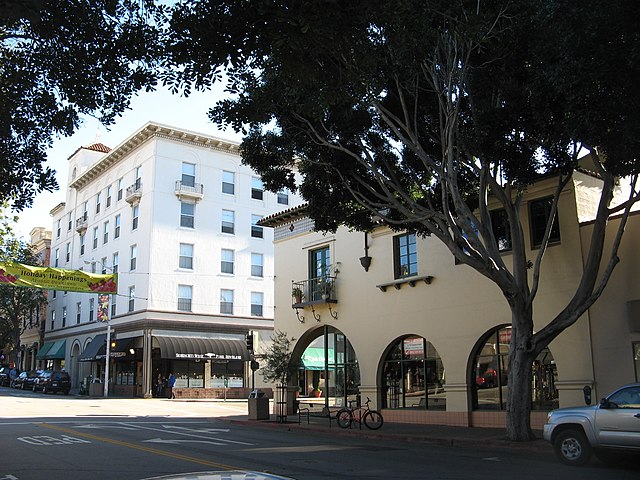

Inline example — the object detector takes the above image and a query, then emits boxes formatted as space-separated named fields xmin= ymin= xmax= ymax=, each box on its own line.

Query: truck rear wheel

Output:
xmin=554 ymin=428 xmax=592 ymax=466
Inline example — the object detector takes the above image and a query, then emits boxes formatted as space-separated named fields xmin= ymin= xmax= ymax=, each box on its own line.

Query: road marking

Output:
xmin=37 ymin=423 xmax=241 ymax=470
xmin=143 ymin=438 xmax=226 ymax=446
xmin=119 ymin=422 xmax=253 ymax=446
xmin=74 ymin=423 xmax=137 ymax=431
xmin=162 ymin=425 xmax=230 ymax=433
xmin=482 ymin=457 xmax=501 ymax=462
xmin=17 ymin=435 xmax=91 ymax=446
xmin=0 ymin=475 xmax=18 ymax=480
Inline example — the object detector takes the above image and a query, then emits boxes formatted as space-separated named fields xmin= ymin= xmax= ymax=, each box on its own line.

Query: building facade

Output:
xmin=261 ymin=170 xmax=640 ymax=429
xmin=44 ymin=122 xmax=301 ymax=398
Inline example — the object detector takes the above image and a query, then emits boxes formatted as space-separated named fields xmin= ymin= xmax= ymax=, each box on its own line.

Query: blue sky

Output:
xmin=15 ymin=84 xmax=242 ymax=240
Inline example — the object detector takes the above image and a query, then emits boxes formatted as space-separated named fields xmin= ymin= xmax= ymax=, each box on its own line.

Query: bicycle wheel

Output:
xmin=363 ymin=410 xmax=383 ymax=430
xmin=336 ymin=408 xmax=352 ymax=428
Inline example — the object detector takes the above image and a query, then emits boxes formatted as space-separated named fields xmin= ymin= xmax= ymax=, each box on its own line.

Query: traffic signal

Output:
xmin=246 ymin=333 xmax=254 ymax=352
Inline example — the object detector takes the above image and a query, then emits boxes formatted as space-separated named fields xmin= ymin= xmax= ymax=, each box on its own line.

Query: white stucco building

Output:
xmin=43 ymin=122 xmax=301 ymax=398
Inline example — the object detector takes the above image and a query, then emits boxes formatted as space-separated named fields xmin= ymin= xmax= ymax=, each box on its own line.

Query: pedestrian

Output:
xmin=9 ymin=366 xmax=17 ymax=387
xmin=167 ymin=372 xmax=176 ymax=399
xmin=156 ymin=372 xmax=164 ymax=398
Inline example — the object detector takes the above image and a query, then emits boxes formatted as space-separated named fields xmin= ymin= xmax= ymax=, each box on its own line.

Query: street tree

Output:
xmin=165 ymin=0 xmax=640 ymax=440
xmin=0 ymin=0 xmax=165 ymax=210
xmin=257 ymin=330 xmax=298 ymax=386
xmin=0 ymin=210 xmax=47 ymax=367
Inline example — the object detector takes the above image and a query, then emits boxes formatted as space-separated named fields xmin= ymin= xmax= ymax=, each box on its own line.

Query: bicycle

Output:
xmin=336 ymin=397 xmax=383 ymax=430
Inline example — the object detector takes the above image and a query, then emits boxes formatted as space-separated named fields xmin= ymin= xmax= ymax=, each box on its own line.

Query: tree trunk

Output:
xmin=505 ymin=335 xmax=536 ymax=441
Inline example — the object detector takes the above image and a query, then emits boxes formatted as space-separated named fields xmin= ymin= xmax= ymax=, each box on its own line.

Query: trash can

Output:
xmin=248 ymin=390 xmax=269 ymax=420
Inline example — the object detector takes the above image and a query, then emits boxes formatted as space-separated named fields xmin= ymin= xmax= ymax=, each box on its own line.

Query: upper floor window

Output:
xmin=178 ymin=285 xmax=193 ymax=312
xmin=182 ymin=162 xmax=196 ymax=188
xmin=76 ymin=302 xmax=81 ymax=324
xmin=112 ymin=252 xmax=119 ymax=274
xmin=180 ymin=202 xmax=195 ymax=228
xmin=106 ymin=185 xmax=112 ymax=208
xmin=393 ymin=233 xmax=417 ymax=279
xmin=82 ymin=201 xmax=88 ymax=220
xmin=54 ymin=248 xmax=60 ymax=268
xmin=80 ymin=234 xmax=85 ymax=256
xmin=92 ymin=227 xmax=99 ymax=249
xmin=221 ymin=249 xmax=234 ymax=274
xmin=251 ymin=292 xmax=264 ymax=317
xmin=117 ymin=178 xmax=124 ymax=201
xmin=251 ymin=177 xmax=264 ymax=200
xmin=51 ymin=310 xmax=56 ymax=330
xmin=132 ymin=204 xmax=139 ymax=230
xmin=96 ymin=192 xmax=101 ymax=214
xmin=62 ymin=306 xmax=67 ymax=327
xmin=103 ymin=221 xmax=109 ymax=244
xmin=89 ymin=298 xmax=94 ymax=322
xmin=490 ymin=209 xmax=512 ymax=252
xmin=277 ymin=189 xmax=289 ymax=205
xmin=310 ymin=246 xmax=331 ymax=279
xmin=251 ymin=253 xmax=263 ymax=278
xmin=128 ymin=286 xmax=135 ymax=312
xmin=67 ymin=212 xmax=72 ymax=231
xmin=135 ymin=166 xmax=142 ymax=187
xmin=65 ymin=243 xmax=71 ymax=263
xmin=251 ymin=214 xmax=263 ymax=239
xmin=222 ymin=171 xmax=235 ymax=195
xmin=130 ymin=244 xmax=137 ymax=271
xmin=179 ymin=243 xmax=194 ymax=269
xmin=220 ymin=289 xmax=234 ymax=315
xmin=56 ymin=219 xmax=61 ymax=238
xmin=114 ymin=214 xmax=121 ymax=238
xmin=101 ymin=257 xmax=108 ymax=274
xmin=529 ymin=197 xmax=561 ymax=248
xmin=221 ymin=209 xmax=235 ymax=234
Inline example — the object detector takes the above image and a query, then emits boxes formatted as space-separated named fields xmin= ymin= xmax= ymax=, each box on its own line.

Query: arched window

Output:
xmin=381 ymin=336 xmax=445 ymax=410
xmin=471 ymin=326 xmax=558 ymax=410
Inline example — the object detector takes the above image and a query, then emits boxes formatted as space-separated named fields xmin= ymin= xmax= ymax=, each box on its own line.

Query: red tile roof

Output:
xmin=86 ymin=143 xmax=111 ymax=153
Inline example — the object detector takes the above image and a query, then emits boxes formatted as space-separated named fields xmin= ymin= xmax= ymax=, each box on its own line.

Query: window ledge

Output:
xmin=376 ymin=275 xmax=434 ymax=292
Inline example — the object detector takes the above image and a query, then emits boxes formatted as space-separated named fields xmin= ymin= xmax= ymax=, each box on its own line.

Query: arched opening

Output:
xmin=293 ymin=326 xmax=359 ymax=408
xmin=470 ymin=325 xmax=558 ymax=410
xmin=380 ymin=335 xmax=446 ymax=410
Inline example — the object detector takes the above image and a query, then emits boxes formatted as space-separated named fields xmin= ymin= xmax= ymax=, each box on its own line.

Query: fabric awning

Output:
xmin=79 ymin=334 xmax=133 ymax=362
xmin=154 ymin=336 xmax=249 ymax=361
xmin=301 ymin=347 xmax=330 ymax=370
xmin=37 ymin=340 xmax=66 ymax=360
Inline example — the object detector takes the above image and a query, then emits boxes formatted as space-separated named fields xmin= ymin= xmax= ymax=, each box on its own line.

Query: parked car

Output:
xmin=0 ymin=366 xmax=14 ymax=387
xmin=33 ymin=370 xmax=71 ymax=395
xmin=11 ymin=370 xmax=40 ymax=390
xmin=543 ymin=383 xmax=640 ymax=466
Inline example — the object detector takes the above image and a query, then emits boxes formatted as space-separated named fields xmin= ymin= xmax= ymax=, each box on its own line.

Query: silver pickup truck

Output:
xmin=543 ymin=383 xmax=640 ymax=465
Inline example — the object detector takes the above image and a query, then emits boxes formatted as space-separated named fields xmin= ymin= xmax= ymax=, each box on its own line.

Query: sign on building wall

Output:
xmin=0 ymin=262 xmax=117 ymax=294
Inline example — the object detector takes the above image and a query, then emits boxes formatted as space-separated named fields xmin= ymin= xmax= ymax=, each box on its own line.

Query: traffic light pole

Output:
xmin=104 ymin=323 xmax=111 ymax=398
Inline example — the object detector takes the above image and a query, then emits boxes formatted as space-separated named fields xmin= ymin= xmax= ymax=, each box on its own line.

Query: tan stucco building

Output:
xmin=261 ymin=170 xmax=640 ymax=429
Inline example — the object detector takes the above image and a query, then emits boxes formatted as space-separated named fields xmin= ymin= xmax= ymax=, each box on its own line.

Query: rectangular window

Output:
xmin=220 ymin=289 xmax=234 ymax=315
xmin=277 ymin=190 xmax=289 ymax=205
xmin=490 ymin=209 xmax=512 ymax=252
xmin=251 ymin=292 xmax=263 ymax=317
xmin=90 ymin=261 xmax=96 ymax=273
xmin=56 ymin=219 xmax=61 ymax=238
xmin=76 ymin=302 xmax=81 ymax=324
xmin=251 ymin=177 xmax=264 ymax=200
xmin=89 ymin=298 xmax=94 ymax=322
xmin=529 ymin=197 xmax=561 ymax=248
xmin=179 ymin=243 xmax=194 ymax=269
xmin=92 ymin=227 xmax=98 ymax=249
xmin=393 ymin=233 xmax=417 ymax=279
xmin=80 ymin=234 xmax=85 ymax=256
xmin=112 ymin=252 xmax=119 ymax=274
xmin=114 ymin=214 xmax=121 ymax=239
xmin=82 ymin=202 xmax=88 ymax=220
xmin=52 ymin=290 xmax=57 ymax=299
xmin=51 ymin=310 xmax=55 ymax=330
xmin=180 ymin=202 xmax=195 ymax=228
xmin=222 ymin=171 xmax=235 ymax=195
xmin=106 ymin=185 xmax=112 ymax=208
xmin=221 ymin=209 xmax=235 ymax=234
xmin=67 ymin=212 xmax=72 ymax=231
xmin=182 ymin=162 xmax=196 ymax=188
xmin=103 ymin=221 xmax=109 ymax=244
xmin=117 ymin=178 xmax=123 ymax=201
xmin=251 ymin=253 xmax=263 ymax=277
xmin=128 ymin=286 xmax=135 ymax=312
xmin=96 ymin=192 xmax=101 ymax=214
xmin=111 ymin=300 xmax=116 ymax=318
xmin=101 ymin=257 xmax=108 ymax=274
xmin=54 ymin=248 xmax=59 ymax=267
xmin=132 ymin=205 xmax=139 ymax=230
xmin=65 ymin=243 xmax=71 ymax=263
xmin=251 ymin=214 xmax=263 ymax=238
xmin=62 ymin=306 xmax=67 ymax=327
xmin=178 ymin=285 xmax=193 ymax=312
xmin=130 ymin=244 xmax=137 ymax=271
xmin=221 ymin=249 xmax=234 ymax=274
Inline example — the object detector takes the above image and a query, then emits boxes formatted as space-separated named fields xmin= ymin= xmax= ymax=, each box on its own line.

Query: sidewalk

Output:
xmin=225 ymin=413 xmax=550 ymax=454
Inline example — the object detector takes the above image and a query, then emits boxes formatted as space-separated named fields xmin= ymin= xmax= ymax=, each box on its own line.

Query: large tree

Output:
xmin=0 ymin=0 xmax=165 ymax=210
xmin=165 ymin=0 xmax=640 ymax=440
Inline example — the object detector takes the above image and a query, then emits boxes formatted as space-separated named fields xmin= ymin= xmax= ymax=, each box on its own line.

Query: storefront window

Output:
xmin=471 ymin=326 xmax=558 ymax=410
xmin=173 ymin=360 xmax=204 ymax=388
xmin=381 ymin=336 xmax=446 ymax=410
xmin=210 ymin=360 xmax=244 ymax=388
xmin=114 ymin=361 xmax=136 ymax=386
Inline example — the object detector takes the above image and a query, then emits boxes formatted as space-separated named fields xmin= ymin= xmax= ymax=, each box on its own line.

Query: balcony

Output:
xmin=174 ymin=180 xmax=204 ymax=202
xmin=75 ymin=216 xmax=88 ymax=234
xmin=292 ymin=276 xmax=338 ymax=307
xmin=125 ymin=180 xmax=142 ymax=205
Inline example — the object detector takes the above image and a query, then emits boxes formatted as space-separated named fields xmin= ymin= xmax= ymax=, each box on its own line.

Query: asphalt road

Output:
xmin=0 ymin=387 xmax=637 ymax=480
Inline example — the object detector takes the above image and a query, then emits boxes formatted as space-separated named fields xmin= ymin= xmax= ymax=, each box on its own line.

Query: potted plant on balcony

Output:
xmin=319 ymin=277 xmax=333 ymax=300
xmin=292 ymin=286 xmax=304 ymax=304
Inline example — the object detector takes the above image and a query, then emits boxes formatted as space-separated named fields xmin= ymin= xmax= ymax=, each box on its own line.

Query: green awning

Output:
xmin=38 ymin=340 xmax=66 ymax=360
xmin=35 ymin=342 xmax=53 ymax=360
xmin=301 ymin=347 xmax=335 ymax=370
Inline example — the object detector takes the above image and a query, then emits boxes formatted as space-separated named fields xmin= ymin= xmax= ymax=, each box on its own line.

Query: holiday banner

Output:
xmin=0 ymin=262 xmax=117 ymax=294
